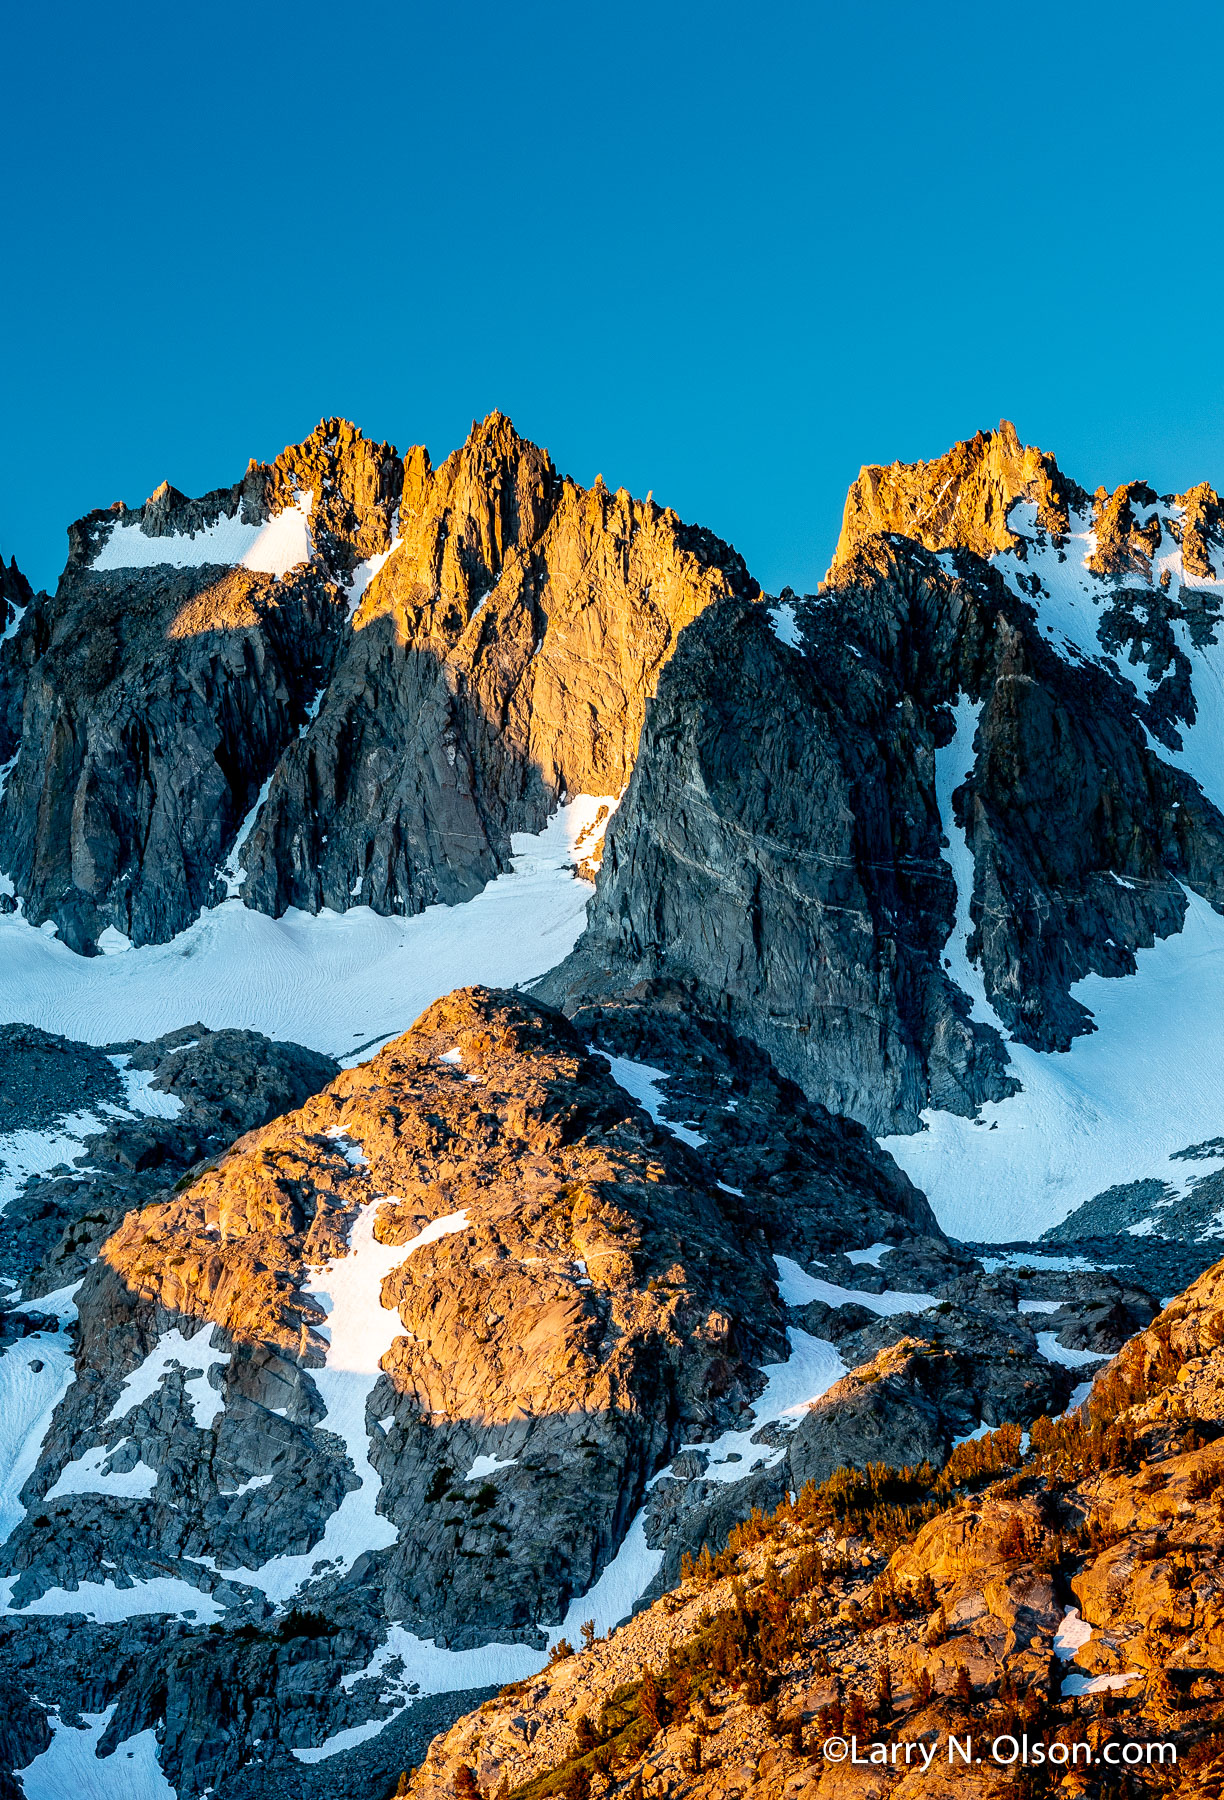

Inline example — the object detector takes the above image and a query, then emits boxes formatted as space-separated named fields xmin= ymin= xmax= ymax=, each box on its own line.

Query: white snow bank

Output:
xmin=216 ymin=1204 xmax=467 ymax=1603
xmin=1036 ymin=1331 xmax=1110 ymax=1371
xmin=554 ymin=1504 xmax=662 ymax=1641
xmin=324 ymin=1125 xmax=369 ymax=1167
xmin=0 ymin=1283 xmax=80 ymax=1543
xmin=46 ymin=1442 xmax=158 ymax=1501
xmin=0 ymin=1111 xmax=112 ymax=1213
xmin=339 ymin=1624 xmax=545 ymax=1703
xmin=597 ymin=1054 xmax=705 ymax=1148
xmin=1 ymin=1572 xmax=223 ymax=1623
xmin=845 ymin=1243 xmax=892 ymax=1267
xmin=91 ymin=491 xmax=313 ymax=577
xmin=109 ymin=1054 xmax=185 ymax=1120
xmin=935 ymin=697 xmax=1007 ymax=1032
xmin=1053 ymin=1605 xmax=1092 ymax=1659
xmin=774 ymin=1254 xmax=934 ymax=1318
xmin=884 ymin=886 xmax=1224 ymax=1240
xmin=346 ymin=534 xmax=402 ymax=619
xmin=220 ymin=775 xmax=272 ymax=897
xmin=673 ymin=1325 xmax=847 ymax=1487
xmin=0 ymin=797 xmax=613 ymax=1061
xmin=1061 ymin=1667 xmax=1141 ymax=1697
xmin=981 ymin=1252 xmax=1112 ymax=1274
xmin=292 ymin=1711 xmax=407 ymax=1763
xmin=464 ymin=1453 xmax=518 ymax=1481
xmin=1052 ymin=1602 xmax=1140 ymax=1697
xmin=768 ymin=600 xmax=802 ymax=649
xmin=16 ymin=1705 xmax=176 ymax=1800
xmin=106 ymin=1326 xmax=230 ymax=1431
xmin=1064 ymin=1377 xmax=1097 ymax=1414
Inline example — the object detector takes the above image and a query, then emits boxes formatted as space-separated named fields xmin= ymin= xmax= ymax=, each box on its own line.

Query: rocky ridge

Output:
xmin=0 ymin=414 xmax=754 ymax=952
xmin=407 ymin=1255 xmax=1224 ymax=1800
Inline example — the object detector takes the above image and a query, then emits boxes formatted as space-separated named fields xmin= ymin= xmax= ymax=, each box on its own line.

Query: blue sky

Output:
xmin=4 ymin=1 xmax=1223 ymax=594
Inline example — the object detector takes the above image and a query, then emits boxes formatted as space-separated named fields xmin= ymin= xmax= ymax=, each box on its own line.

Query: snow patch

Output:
xmin=219 ymin=775 xmax=273 ymax=898
xmin=768 ymin=600 xmax=802 ymax=649
xmin=346 ymin=532 xmax=402 ymax=620
xmin=337 ymin=1625 xmax=545 ymax=1703
xmin=671 ymin=1326 xmax=847 ymax=1487
xmin=292 ymin=1712 xmax=407 ymax=1763
xmin=215 ymin=1204 xmax=467 ymax=1602
xmin=774 ymin=1254 xmax=934 ymax=1318
xmin=16 ymin=1705 xmax=176 ymax=1800
xmin=597 ymin=1054 xmax=705 ymax=1148
xmin=91 ymin=491 xmax=313 ymax=577
xmin=935 ymin=697 xmax=1008 ymax=1033
xmin=1053 ymin=1605 xmax=1092 ymax=1659
xmin=106 ymin=1326 xmax=230 ymax=1431
xmin=324 ymin=1125 xmax=369 ymax=1168
xmin=845 ymin=1242 xmax=892 ymax=1267
xmin=1051 ymin=1601 xmax=1141 ymax=1697
xmin=884 ymin=886 xmax=1224 ymax=1240
xmin=1036 ymin=1331 xmax=1110 ymax=1371
xmin=464 ymin=1453 xmax=519 ymax=1481
xmin=2 ymin=1574 xmax=223 ymax=1623
xmin=0 ymin=1284 xmax=81 ymax=1544
xmin=46 ymin=1441 xmax=158 ymax=1501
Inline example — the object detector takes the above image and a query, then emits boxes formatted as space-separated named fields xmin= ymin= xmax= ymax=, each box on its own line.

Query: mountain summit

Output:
xmin=3 ymin=417 xmax=1224 ymax=1795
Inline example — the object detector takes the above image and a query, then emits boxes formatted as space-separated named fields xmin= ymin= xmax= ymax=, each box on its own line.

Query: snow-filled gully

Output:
xmin=200 ymin=1187 xmax=469 ymax=1606
xmin=885 ymin=684 xmax=1224 ymax=1242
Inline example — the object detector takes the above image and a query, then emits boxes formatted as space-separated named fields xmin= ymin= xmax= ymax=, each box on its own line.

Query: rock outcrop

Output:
xmin=831 ymin=419 xmax=1088 ymax=567
xmin=0 ymin=1024 xmax=339 ymax=1300
xmin=410 ymin=1258 xmax=1224 ymax=1800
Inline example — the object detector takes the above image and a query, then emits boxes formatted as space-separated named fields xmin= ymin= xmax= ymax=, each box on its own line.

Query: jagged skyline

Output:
xmin=6 ymin=3 xmax=1224 ymax=599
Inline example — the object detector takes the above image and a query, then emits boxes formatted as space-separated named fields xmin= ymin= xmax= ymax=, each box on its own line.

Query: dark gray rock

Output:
xmin=0 ymin=1025 xmax=338 ymax=1299
xmin=543 ymin=542 xmax=1224 ymax=1133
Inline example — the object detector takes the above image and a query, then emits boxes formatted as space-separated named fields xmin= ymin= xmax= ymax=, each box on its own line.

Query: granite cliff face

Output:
xmin=545 ymin=426 xmax=1224 ymax=1135
xmin=0 ymin=415 xmax=754 ymax=952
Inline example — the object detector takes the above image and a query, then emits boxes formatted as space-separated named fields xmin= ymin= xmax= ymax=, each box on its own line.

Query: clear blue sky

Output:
xmin=4 ymin=1 xmax=1223 ymax=594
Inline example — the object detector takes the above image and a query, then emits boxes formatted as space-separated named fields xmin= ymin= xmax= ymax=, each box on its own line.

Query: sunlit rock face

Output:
xmin=0 ymin=413 xmax=754 ymax=954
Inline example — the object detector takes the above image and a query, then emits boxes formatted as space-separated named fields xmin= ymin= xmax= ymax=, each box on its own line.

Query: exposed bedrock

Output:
xmin=543 ymin=534 xmax=1224 ymax=1132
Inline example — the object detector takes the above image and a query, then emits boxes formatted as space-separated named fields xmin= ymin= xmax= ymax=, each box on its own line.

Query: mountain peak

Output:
xmin=831 ymin=420 xmax=1087 ymax=569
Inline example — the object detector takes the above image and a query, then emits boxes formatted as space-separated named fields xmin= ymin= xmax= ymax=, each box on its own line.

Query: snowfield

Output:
xmin=16 ymin=1706 xmax=175 ymax=1800
xmin=90 ymin=491 xmax=314 ymax=577
xmin=0 ymin=798 xmax=615 ymax=1060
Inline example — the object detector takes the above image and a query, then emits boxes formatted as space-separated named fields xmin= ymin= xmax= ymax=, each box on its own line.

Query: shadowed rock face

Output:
xmin=0 ymin=414 xmax=755 ymax=952
xmin=545 ymin=516 xmax=1224 ymax=1133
